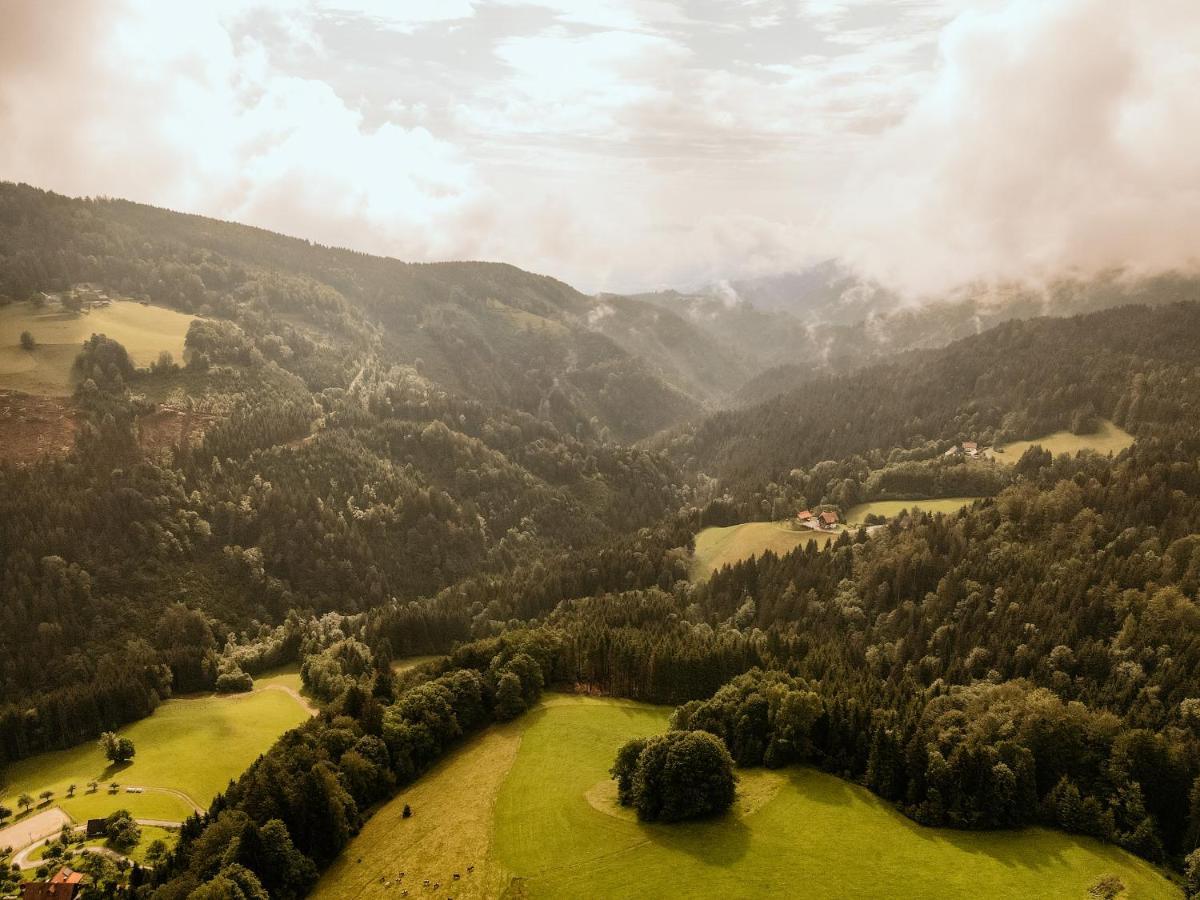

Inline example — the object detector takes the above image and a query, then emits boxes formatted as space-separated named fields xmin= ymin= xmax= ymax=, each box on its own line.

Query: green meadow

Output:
xmin=844 ymin=496 xmax=983 ymax=525
xmin=995 ymin=418 xmax=1135 ymax=459
xmin=0 ymin=300 xmax=195 ymax=395
xmin=316 ymin=695 xmax=1179 ymax=899
xmin=0 ymin=674 xmax=312 ymax=828
xmin=691 ymin=521 xmax=835 ymax=579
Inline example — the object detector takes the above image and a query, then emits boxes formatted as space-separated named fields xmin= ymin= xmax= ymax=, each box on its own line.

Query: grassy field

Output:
xmin=845 ymin=497 xmax=983 ymax=525
xmin=995 ymin=418 xmax=1135 ymax=459
xmin=692 ymin=521 xmax=835 ymax=578
xmin=316 ymin=695 xmax=1179 ymax=899
xmin=0 ymin=672 xmax=312 ymax=828
xmin=0 ymin=300 xmax=195 ymax=395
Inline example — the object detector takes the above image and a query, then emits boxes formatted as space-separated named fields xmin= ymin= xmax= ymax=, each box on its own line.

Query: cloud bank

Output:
xmin=0 ymin=0 xmax=1195 ymax=295
xmin=828 ymin=0 xmax=1200 ymax=293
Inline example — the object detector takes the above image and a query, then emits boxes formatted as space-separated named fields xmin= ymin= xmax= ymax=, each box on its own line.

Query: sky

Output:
xmin=1 ymin=0 xmax=1197 ymax=295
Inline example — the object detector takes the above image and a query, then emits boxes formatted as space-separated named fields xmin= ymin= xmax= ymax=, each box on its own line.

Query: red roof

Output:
xmin=820 ymin=511 xmax=839 ymax=524
xmin=796 ymin=510 xmax=813 ymax=520
xmin=51 ymin=870 xmax=84 ymax=886
xmin=963 ymin=441 xmax=978 ymax=450
xmin=21 ymin=883 xmax=79 ymax=900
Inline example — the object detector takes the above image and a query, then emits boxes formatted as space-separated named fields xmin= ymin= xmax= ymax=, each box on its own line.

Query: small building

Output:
xmin=819 ymin=510 xmax=839 ymax=528
xmin=21 ymin=868 xmax=84 ymax=900
xmin=796 ymin=510 xmax=814 ymax=521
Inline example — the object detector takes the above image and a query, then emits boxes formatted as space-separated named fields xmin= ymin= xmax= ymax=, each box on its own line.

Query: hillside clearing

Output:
xmin=0 ymin=670 xmax=312 ymax=830
xmin=995 ymin=418 xmax=1135 ymax=459
xmin=391 ymin=654 xmax=445 ymax=675
xmin=692 ymin=521 xmax=836 ymax=578
xmin=845 ymin=497 xmax=983 ymax=524
xmin=311 ymin=722 xmax=523 ymax=900
xmin=0 ymin=301 xmax=195 ymax=395
xmin=316 ymin=695 xmax=1177 ymax=899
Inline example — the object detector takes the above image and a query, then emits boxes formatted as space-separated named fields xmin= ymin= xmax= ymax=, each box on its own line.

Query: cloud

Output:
xmin=827 ymin=0 xmax=1200 ymax=293
xmin=0 ymin=0 xmax=1194 ymax=298
xmin=0 ymin=0 xmax=492 ymax=262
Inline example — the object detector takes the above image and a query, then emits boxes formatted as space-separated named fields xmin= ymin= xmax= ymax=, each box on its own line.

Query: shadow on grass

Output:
xmin=782 ymin=767 xmax=853 ymax=807
xmin=101 ymin=760 xmax=133 ymax=781
xmin=640 ymin=810 xmax=753 ymax=867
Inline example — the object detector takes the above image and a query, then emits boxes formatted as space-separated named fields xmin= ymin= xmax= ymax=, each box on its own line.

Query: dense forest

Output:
xmin=6 ymin=183 xmax=1200 ymax=894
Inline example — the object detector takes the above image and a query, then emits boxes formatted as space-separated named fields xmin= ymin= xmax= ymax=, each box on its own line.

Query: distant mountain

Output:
xmin=0 ymin=183 xmax=743 ymax=442
xmin=641 ymin=262 xmax=1200 ymax=408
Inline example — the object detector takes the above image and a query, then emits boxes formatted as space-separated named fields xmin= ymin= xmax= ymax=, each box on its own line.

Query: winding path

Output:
xmin=11 ymin=816 xmax=184 ymax=870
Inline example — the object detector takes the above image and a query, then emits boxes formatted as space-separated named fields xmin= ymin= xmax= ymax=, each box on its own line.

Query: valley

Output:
xmin=2 ymin=184 xmax=1200 ymax=899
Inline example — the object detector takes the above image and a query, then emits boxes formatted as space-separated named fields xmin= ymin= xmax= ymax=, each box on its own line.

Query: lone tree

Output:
xmin=17 ymin=793 xmax=33 ymax=814
xmin=611 ymin=730 xmax=736 ymax=823
xmin=38 ymin=790 xmax=54 ymax=806
xmin=100 ymin=731 xmax=135 ymax=764
xmin=19 ymin=330 xmax=35 ymax=351
xmin=0 ymin=804 xmax=12 ymax=824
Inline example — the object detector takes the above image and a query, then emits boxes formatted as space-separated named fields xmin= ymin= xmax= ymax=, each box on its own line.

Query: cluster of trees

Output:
xmin=611 ymin=730 xmax=736 ymax=822
xmin=100 ymin=731 xmax=136 ymax=764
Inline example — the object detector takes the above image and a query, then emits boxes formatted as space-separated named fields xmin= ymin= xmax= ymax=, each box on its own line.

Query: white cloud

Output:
xmin=827 ymin=0 xmax=1200 ymax=293
xmin=0 ymin=0 xmax=1195 ymax=297
xmin=315 ymin=0 xmax=476 ymax=31
xmin=0 ymin=0 xmax=486 ymax=262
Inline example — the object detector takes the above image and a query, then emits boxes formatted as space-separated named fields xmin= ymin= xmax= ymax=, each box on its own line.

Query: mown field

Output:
xmin=0 ymin=300 xmax=195 ymax=395
xmin=691 ymin=521 xmax=835 ymax=578
xmin=845 ymin=497 xmax=983 ymax=525
xmin=995 ymin=418 xmax=1135 ymax=459
xmin=315 ymin=695 xmax=1179 ymax=899
xmin=0 ymin=672 xmax=312 ymax=828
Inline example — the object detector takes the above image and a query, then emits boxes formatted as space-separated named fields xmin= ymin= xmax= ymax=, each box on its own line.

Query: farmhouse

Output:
xmin=819 ymin=511 xmax=839 ymax=529
xmin=796 ymin=509 xmax=814 ymax=522
xmin=945 ymin=441 xmax=983 ymax=458
xmin=21 ymin=868 xmax=84 ymax=900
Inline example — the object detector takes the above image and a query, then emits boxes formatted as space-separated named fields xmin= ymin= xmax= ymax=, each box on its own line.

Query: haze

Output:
xmin=1 ymin=0 xmax=1196 ymax=294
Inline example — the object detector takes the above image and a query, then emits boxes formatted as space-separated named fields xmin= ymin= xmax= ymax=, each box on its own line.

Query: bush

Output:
xmin=216 ymin=670 xmax=255 ymax=693
xmin=19 ymin=330 xmax=35 ymax=351
xmin=611 ymin=730 xmax=736 ymax=822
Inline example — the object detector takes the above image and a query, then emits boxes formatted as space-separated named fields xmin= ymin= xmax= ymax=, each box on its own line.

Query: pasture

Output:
xmin=0 ymin=300 xmax=195 ymax=395
xmin=0 ymin=672 xmax=312 ymax=830
xmin=691 ymin=521 xmax=835 ymax=578
xmin=316 ymin=695 xmax=1179 ymax=899
xmin=995 ymin=418 xmax=1135 ymax=460
xmin=845 ymin=496 xmax=983 ymax=525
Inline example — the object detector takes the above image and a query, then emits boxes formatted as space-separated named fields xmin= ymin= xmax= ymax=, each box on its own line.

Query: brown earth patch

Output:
xmin=0 ymin=390 xmax=79 ymax=464
xmin=137 ymin=405 xmax=221 ymax=454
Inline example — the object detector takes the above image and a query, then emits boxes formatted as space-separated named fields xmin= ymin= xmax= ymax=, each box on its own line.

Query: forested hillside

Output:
xmin=0 ymin=182 xmax=742 ymax=441
xmin=669 ymin=302 xmax=1200 ymax=491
